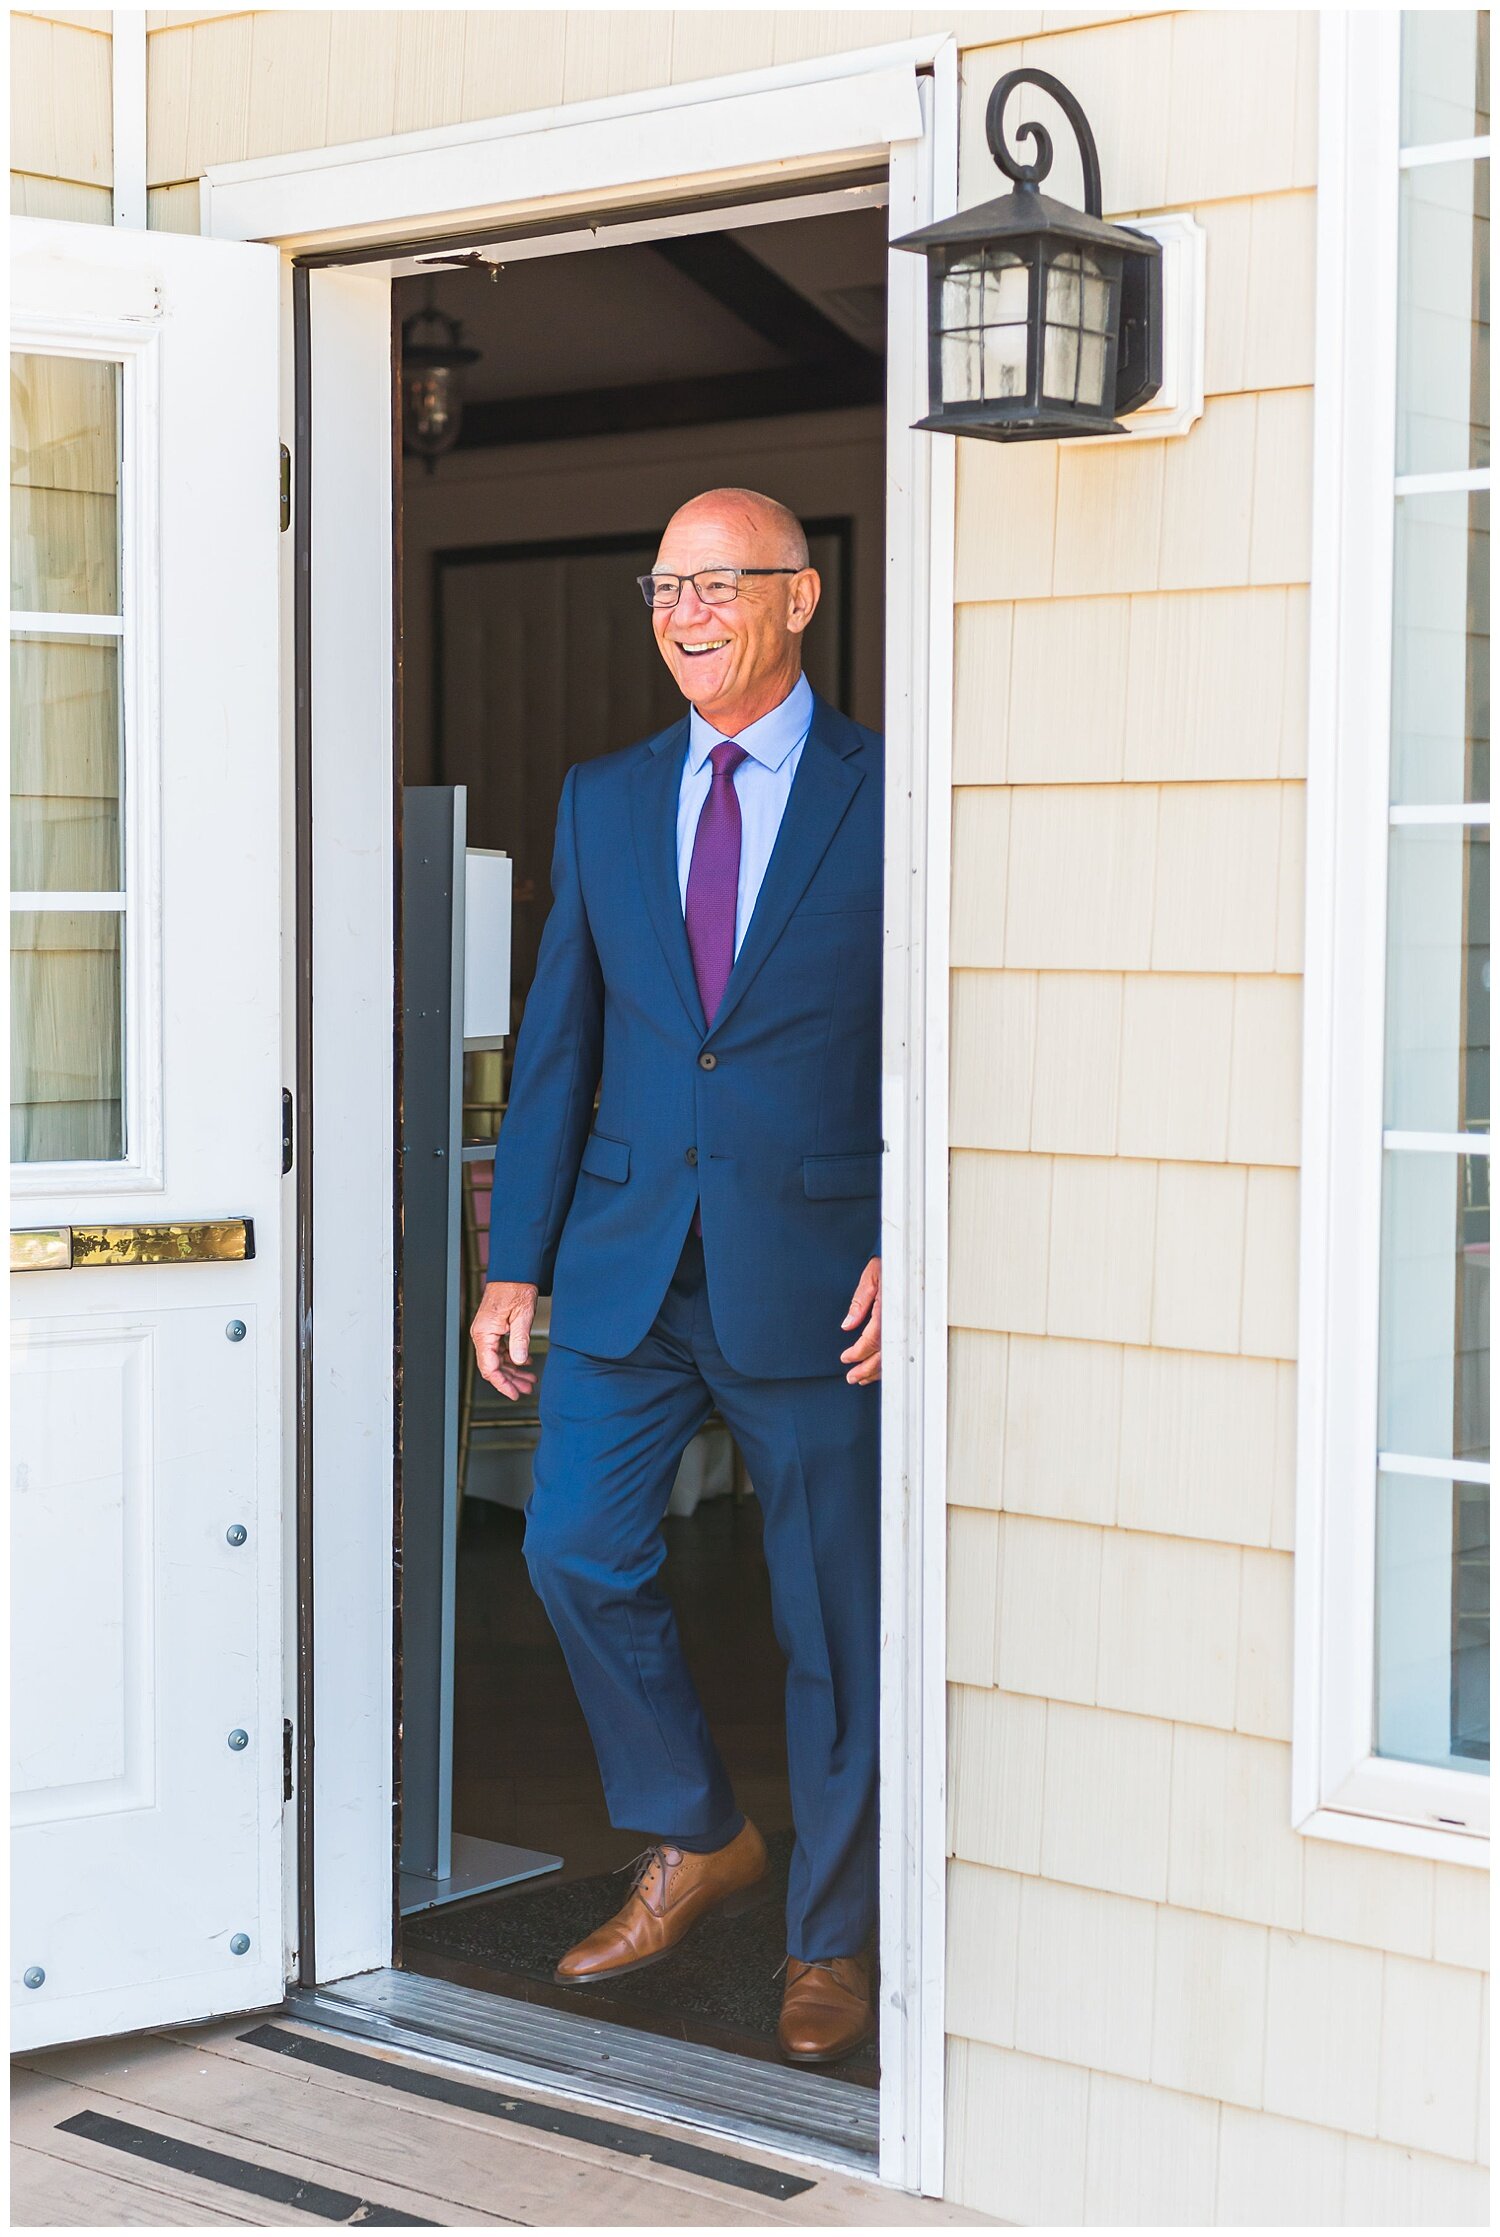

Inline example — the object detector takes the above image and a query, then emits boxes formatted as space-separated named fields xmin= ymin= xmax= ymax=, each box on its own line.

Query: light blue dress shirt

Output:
xmin=676 ymin=671 xmax=814 ymax=959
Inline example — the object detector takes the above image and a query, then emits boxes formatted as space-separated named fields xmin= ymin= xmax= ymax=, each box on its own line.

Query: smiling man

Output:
xmin=470 ymin=487 xmax=883 ymax=2066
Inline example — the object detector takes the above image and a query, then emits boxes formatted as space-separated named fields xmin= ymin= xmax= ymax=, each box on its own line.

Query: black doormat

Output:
xmin=402 ymin=1827 xmax=878 ymax=2086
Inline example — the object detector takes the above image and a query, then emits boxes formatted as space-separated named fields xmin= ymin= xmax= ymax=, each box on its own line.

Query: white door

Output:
xmin=10 ymin=218 xmax=284 ymax=2050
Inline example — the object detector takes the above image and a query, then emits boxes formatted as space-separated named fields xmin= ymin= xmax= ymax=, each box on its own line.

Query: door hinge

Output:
xmin=279 ymin=444 xmax=291 ymax=532
xmin=282 ymin=1088 xmax=294 ymax=1174
xmin=283 ymin=1718 xmax=294 ymax=1803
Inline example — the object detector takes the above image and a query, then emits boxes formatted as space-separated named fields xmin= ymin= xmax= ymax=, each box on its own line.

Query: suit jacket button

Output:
xmin=699 ymin=1052 xmax=717 ymax=1070
xmin=685 ymin=1147 xmax=698 ymax=1166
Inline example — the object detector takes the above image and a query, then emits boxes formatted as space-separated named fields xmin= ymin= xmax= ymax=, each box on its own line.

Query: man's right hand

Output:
xmin=471 ymin=1280 xmax=540 ymax=1400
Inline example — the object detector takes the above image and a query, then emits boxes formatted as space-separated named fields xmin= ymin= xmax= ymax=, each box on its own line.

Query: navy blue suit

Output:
xmin=487 ymin=692 xmax=882 ymax=1960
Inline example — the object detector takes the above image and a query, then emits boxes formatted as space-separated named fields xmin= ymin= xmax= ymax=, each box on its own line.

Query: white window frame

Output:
xmin=1295 ymin=8 xmax=1489 ymax=1866
xmin=10 ymin=312 xmax=164 ymax=1197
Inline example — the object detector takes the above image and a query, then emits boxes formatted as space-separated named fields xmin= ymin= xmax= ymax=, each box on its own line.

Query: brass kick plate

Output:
xmin=10 ymin=1218 xmax=255 ymax=1271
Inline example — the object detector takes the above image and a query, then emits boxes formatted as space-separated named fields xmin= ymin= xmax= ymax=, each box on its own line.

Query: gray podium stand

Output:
xmin=399 ymin=787 xmax=561 ymax=1916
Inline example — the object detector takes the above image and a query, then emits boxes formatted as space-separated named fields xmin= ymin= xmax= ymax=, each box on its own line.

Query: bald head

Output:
xmin=650 ymin=487 xmax=821 ymax=734
xmin=659 ymin=486 xmax=809 ymax=570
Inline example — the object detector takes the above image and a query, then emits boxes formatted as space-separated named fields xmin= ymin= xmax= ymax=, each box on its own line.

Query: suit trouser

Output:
xmin=523 ymin=1222 xmax=880 ymax=1961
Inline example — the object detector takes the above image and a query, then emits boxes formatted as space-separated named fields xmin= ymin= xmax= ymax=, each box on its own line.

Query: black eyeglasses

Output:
xmin=636 ymin=567 xmax=801 ymax=610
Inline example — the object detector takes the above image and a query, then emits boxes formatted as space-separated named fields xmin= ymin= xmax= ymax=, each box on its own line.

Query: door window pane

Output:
xmin=1390 ymin=489 xmax=1489 ymax=803
xmin=10 ymin=633 xmax=122 ymax=892
xmin=1401 ymin=10 xmax=1490 ymax=147
xmin=1383 ymin=822 xmax=1489 ymax=1133
xmin=10 ymin=909 xmax=123 ymax=1162
xmin=1376 ymin=1470 xmax=1489 ymax=1769
xmin=1378 ymin=1150 xmax=1490 ymax=1463
xmin=1395 ymin=157 xmax=1489 ymax=475
xmin=10 ymin=353 xmax=121 ymax=616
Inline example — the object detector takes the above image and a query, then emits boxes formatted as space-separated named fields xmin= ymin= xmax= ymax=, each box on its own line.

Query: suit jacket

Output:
xmin=485 ymin=690 xmax=884 ymax=1380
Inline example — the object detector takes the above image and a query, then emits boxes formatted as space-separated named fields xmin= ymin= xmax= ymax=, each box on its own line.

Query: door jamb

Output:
xmin=239 ymin=40 xmax=957 ymax=2195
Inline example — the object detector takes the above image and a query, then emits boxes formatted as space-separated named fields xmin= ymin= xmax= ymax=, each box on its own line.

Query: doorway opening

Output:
xmin=389 ymin=197 xmax=889 ymax=2101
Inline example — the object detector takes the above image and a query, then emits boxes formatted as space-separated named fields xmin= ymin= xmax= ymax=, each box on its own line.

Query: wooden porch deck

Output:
xmin=12 ymin=2015 xmax=993 ymax=2227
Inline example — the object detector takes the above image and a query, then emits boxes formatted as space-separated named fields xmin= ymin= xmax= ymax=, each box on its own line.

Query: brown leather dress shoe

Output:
xmin=553 ymin=1819 xmax=769 ymax=1985
xmin=777 ymin=1955 xmax=874 ymax=2065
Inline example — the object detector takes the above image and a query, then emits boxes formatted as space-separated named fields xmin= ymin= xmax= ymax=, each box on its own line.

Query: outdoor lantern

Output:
xmin=894 ymin=68 xmax=1162 ymax=441
xmin=400 ymin=300 xmax=481 ymax=465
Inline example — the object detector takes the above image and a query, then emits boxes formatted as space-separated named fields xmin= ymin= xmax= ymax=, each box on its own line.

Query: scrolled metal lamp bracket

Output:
xmin=984 ymin=67 xmax=1104 ymax=215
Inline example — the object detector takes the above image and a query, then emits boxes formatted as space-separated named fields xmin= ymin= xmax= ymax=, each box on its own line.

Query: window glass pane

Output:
xmin=1400 ymin=9 xmax=1489 ymax=146
xmin=1390 ymin=488 xmax=1489 ymax=803
xmin=1383 ymin=823 xmax=1489 ymax=1133
xmin=10 ymin=908 xmax=123 ymax=1163
xmin=10 ymin=632 xmax=122 ymax=892
xmin=9 ymin=353 xmax=121 ymax=616
xmin=1395 ymin=157 xmax=1489 ymax=474
xmin=1378 ymin=1150 xmax=1490 ymax=1463
xmin=1376 ymin=1472 xmax=1489 ymax=1770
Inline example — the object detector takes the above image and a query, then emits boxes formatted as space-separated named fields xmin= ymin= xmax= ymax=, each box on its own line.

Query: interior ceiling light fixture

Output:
xmin=894 ymin=67 xmax=1163 ymax=442
xmin=400 ymin=300 xmax=482 ymax=468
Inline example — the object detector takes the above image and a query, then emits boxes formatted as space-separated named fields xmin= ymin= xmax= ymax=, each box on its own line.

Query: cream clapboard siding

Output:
xmin=8 ymin=6 xmax=1490 ymax=2226
xmin=9 ymin=8 xmax=112 ymax=221
xmin=946 ymin=14 xmax=1488 ymax=2227
xmin=136 ymin=9 xmax=947 ymax=187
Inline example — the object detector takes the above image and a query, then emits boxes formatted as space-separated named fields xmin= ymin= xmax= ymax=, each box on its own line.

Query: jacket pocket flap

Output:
xmin=579 ymin=1131 xmax=630 ymax=1183
xmin=803 ymin=1151 xmax=882 ymax=1200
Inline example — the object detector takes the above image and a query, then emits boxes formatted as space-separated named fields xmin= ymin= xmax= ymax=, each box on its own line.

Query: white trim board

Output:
xmin=111 ymin=10 xmax=147 ymax=231
xmin=209 ymin=41 xmax=958 ymax=2198
xmin=303 ymin=266 xmax=399 ymax=1980
xmin=880 ymin=51 xmax=957 ymax=2197
xmin=202 ymin=40 xmax=937 ymax=250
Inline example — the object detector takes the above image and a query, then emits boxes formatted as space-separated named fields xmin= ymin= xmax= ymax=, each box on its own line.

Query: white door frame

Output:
xmin=204 ymin=36 xmax=957 ymax=2194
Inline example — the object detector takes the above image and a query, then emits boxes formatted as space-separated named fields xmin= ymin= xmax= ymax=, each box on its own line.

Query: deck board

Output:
xmin=175 ymin=2018 xmax=984 ymax=2224
xmin=11 ymin=2138 xmax=262 ymax=2228
xmin=14 ymin=2018 xmax=994 ymax=2228
xmin=12 ymin=2061 xmax=495 ymax=2228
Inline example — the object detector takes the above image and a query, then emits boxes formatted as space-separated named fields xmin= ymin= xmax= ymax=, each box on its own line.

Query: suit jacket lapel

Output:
xmin=706 ymin=700 xmax=865 ymax=1041
xmin=631 ymin=716 xmax=707 ymax=1035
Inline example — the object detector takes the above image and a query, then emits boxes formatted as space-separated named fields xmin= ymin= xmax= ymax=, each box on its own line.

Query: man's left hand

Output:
xmin=839 ymin=1257 xmax=882 ymax=1385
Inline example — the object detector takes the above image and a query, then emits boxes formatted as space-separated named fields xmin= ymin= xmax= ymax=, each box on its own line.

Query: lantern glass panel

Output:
xmin=1043 ymin=324 xmax=1079 ymax=399
xmin=1041 ymin=249 xmax=1116 ymax=406
xmin=982 ymin=321 xmax=1031 ymax=400
xmin=941 ymin=254 xmax=986 ymax=332
xmin=1077 ymin=332 xmax=1109 ymax=407
xmin=940 ymin=328 xmax=983 ymax=404
xmin=937 ymin=245 xmax=1035 ymax=408
xmin=984 ymin=247 xmax=1030 ymax=324
xmin=1048 ymin=257 xmax=1082 ymax=326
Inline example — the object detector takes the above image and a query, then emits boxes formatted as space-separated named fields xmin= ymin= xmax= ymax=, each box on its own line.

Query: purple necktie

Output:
xmin=684 ymin=740 xmax=747 ymax=1026
xmin=684 ymin=740 xmax=746 ymax=1237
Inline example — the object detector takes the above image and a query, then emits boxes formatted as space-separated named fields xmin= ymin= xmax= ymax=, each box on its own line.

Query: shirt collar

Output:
xmin=687 ymin=671 xmax=814 ymax=774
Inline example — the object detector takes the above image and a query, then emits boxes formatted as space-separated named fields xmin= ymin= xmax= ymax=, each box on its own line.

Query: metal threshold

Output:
xmin=284 ymin=1967 xmax=880 ymax=2173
